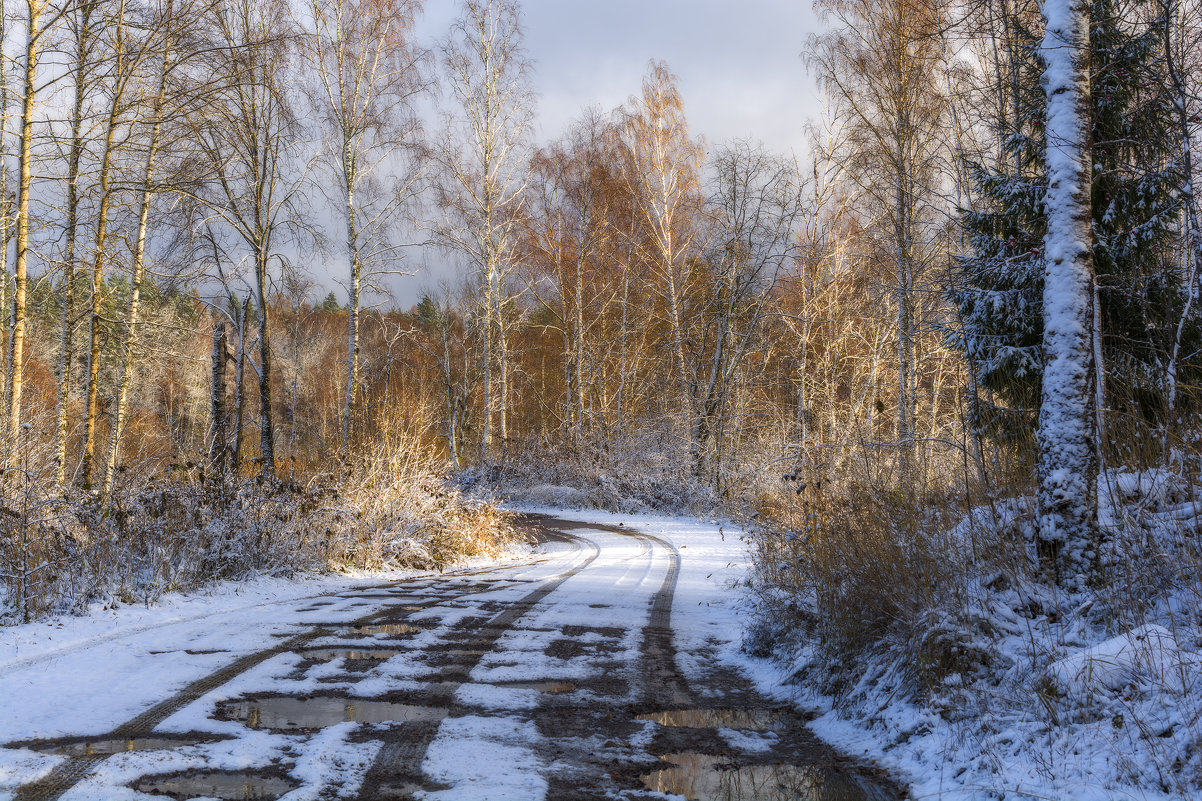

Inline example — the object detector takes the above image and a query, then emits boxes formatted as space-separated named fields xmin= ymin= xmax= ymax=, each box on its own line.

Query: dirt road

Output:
xmin=1 ymin=514 xmax=900 ymax=801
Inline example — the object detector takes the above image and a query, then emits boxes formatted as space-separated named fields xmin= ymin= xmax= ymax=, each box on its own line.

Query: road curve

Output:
xmin=3 ymin=514 xmax=900 ymax=801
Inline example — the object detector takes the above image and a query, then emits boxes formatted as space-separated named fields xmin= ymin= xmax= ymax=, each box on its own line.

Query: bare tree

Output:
xmin=1160 ymin=0 xmax=1202 ymax=422
xmin=51 ymin=0 xmax=102 ymax=487
xmin=188 ymin=0 xmax=307 ymax=481
xmin=79 ymin=0 xmax=160 ymax=488
xmin=808 ymin=0 xmax=952 ymax=483
xmin=5 ymin=0 xmax=70 ymax=468
xmin=521 ymin=109 xmax=624 ymax=445
xmin=619 ymin=62 xmax=705 ymax=416
xmin=436 ymin=0 xmax=535 ymax=461
xmin=700 ymin=141 xmax=805 ymax=483
xmin=100 ymin=0 xmax=209 ymax=501
xmin=305 ymin=0 xmax=430 ymax=447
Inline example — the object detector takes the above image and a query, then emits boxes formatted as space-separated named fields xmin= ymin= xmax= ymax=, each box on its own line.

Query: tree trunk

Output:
xmin=341 ymin=142 xmax=359 ymax=447
xmin=5 ymin=2 xmax=41 ymax=466
xmin=232 ymin=296 xmax=249 ymax=476
xmin=100 ymin=34 xmax=170 ymax=502
xmin=80 ymin=83 xmax=123 ymax=489
xmin=256 ymin=249 xmax=275 ymax=480
xmin=0 ymin=10 xmax=11 ymax=433
xmin=1036 ymin=0 xmax=1099 ymax=586
xmin=210 ymin=320 xmax=229 ymax=477
xmin=54 ymin=2 xmax=95 ymax=488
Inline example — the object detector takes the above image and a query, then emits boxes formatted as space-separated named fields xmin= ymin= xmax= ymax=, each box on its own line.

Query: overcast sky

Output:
xmin=423 ymin=0 xmax=822 ymax=154
xmin=392 ymin=0 xmax=825 ymax=306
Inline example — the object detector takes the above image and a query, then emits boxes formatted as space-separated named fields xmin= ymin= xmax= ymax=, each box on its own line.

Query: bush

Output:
xmin=0 ymin=424 xmax=516 ymax=624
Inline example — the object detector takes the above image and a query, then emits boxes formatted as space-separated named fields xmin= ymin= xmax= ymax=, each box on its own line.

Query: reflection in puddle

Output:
xmin=298 ymin=648 xmax=402 ymax=661
xmin=220 ymin=696 xmax=447 ymax=730
xmin=342 ymin=623 xmax=420 ymax=637
xmin=43 ymin=736 xmax=207 ymax=757
xmin=638 ymin=709 xmax=785 ymax=731
xmin=134 ymin=771 xmax=297 ymax=800
xmin=642 ymin=754 xmax=893 ymax=801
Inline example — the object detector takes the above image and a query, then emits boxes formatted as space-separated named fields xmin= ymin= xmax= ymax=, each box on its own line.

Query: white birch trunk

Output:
xmin=1036 ymin=0 xmax=1099 ymax=585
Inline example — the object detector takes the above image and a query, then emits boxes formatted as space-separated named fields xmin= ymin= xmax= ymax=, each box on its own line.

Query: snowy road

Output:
xmin=0 ymin=513 xmax=898 ymax=801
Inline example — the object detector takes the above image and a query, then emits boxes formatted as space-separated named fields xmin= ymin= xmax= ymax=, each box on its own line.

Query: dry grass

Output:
xmin=0 ymin=418 xmax=516 ymax=623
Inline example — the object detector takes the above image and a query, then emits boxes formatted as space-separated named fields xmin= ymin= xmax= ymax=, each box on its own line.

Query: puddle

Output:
xmin=298 ymin=648 xmax=402 ymax=662
xmin=638 ymin=709 xmax=786 ymax=731
xmin=642 ymin=754 xmax=894 ymax=801
xmin=498 ymin=680 xmax=576 ymax=694
xmin=41 ymin=736 xmax=208 ymax=757
xmin=147 ymin=649 xmax=228 ymax=655
xmin=342 ymin=623 xmax=420 ymax=637
xmin=220 ymin=696 xmax=447 ymax=730
xmin=134 ymin=771 xmax=297 ymax=800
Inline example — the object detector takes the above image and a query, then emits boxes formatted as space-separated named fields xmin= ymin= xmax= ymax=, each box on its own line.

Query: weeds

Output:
xmin=0 ymin=422 xmax=515 ymax=624
xmin=746 ymin=440 xmax=1202 ymax=796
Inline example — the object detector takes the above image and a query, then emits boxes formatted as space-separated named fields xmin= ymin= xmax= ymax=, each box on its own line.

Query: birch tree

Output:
xmin=618 ymin=61 xmax=705 ymax=435
xmin=100 ymin=0 xmax=203 ymax=501
xmin=437 ymin=0 xmax=534 ymax=460
xmin=80 ymin=0 xmax=154 ymax=488
xmin=700 ymin=141 xmax=804 ymax=483
xmin=5 ymin=0 xmax=66 ymax=467
xmin=808 ymin=0 xmax=950 ymax=483
xmin=191 ymin=0 xmax=305 ymax=481
xmin=521 ymin=110 xmax=622 ymax=445
xmin=1036 ymin=0 xmax=1099 ymax=583
xmin=305 ymin=0 xmax=429 ymax=447
xmin=52 ymin=0 xmax=101 ymax=486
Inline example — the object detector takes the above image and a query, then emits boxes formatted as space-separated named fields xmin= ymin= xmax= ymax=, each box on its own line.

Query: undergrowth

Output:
xmin=746 ymin=446 xmax=1202 ymax=797
xmin=0 ymin=425 xmax=516 ymax=624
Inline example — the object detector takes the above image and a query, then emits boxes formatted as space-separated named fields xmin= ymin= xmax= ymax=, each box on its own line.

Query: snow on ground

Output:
xmin=0 ymin=572 xmax=419 ymax=741
xmin=509 ymin=504 xmax=1202 ymax=801
xmin=11 ymin=502 xmax=1181 ymax=800
xmin=0 ymin=509 xmax=757 ymax=800
xmin=420 ymin=715 xmax=546 ymax=801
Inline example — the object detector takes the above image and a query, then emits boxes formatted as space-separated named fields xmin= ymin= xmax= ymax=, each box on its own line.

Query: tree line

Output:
xmin=0 ymin=0 xmax=1196 ymax=592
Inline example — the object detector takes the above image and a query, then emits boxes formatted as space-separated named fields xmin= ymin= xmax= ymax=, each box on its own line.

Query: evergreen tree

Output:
xmin=319 ymin=291 xmax=343 ymax=313
xmin=952 ymin=0 xmax=1192 ymax=441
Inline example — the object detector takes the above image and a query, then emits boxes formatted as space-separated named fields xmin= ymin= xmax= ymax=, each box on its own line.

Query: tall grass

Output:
xmin=746 ymin=419 xmax=1202 ymax=793
xmin=0 ymin=418 xmax=516 ymax=624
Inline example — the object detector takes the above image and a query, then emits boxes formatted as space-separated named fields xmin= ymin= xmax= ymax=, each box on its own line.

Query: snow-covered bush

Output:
xmin=459 ymin=419 xmax=721 ymax=515
xmin=0 ymin=424 xmax=515 ymax=623
xmin=747 ymin=470 xmax=1202 ymax=797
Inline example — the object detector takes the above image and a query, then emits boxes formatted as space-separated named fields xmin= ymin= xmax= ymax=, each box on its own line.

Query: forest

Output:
xmin=0 ymin=0 xmax=1199 ymax=787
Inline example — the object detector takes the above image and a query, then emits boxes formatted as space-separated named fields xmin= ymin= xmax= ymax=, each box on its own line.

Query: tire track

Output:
xmin=357 ymin=524 xmax=601 ymax=796
xmin=515 ymin=515 xmax=688 ymax=705
xmin=11 ymin=529 xmax=593 ymax=801
xmin=0 ymin=544 xmax=554 ymax=676
xmin=626 ymin=528 xmax=688 ymax=708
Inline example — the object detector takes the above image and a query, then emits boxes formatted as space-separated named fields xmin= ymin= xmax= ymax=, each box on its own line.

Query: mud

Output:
xmin=638 ymin=708 xmax=788 ymax=731
xmin=8 ymin=514 xmax=904 ymax=801
xmin=642 ymin=753 xmax=897 ymax=801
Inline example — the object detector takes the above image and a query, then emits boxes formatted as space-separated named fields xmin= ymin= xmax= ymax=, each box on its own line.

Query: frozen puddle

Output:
xmin=134 ymin=770 xmax=297 ymax=800
xmin=219 ymin=696 xmax=447 ymax=730
xmin=638 ymin=709 xmax=786 ymax=731
xmin=642 ymin=754 xmax=893 ymax=801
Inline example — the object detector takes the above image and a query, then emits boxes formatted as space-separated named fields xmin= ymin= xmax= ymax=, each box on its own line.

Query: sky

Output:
xmin=392 ymin=0 xmax=826 ymax=307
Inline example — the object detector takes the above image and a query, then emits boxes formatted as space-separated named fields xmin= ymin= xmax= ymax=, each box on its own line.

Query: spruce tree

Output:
xmin=952 ymin=0 xmax=1191 ymax=442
